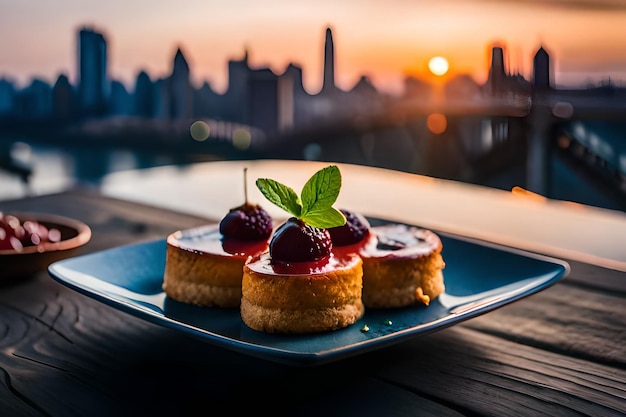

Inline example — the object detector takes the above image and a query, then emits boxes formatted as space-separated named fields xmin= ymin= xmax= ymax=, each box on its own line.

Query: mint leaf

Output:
xmin=301 ymin=165 xmax=342 ymax=216
xmin=255 ymin=178 xmax=302 ymax=217
xmin=255 ymin=165 xmax=346 ymax=229
xmin=302 ymin=207 xmax=346 ymax=229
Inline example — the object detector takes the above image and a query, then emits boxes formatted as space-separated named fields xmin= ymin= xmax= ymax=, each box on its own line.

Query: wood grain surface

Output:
xmin=1 ymin=190 xmax=624 ymax=416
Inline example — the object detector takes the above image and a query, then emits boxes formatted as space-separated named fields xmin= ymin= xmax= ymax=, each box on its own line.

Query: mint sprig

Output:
xmin=256 ymin=165 xmax=346 ymax=229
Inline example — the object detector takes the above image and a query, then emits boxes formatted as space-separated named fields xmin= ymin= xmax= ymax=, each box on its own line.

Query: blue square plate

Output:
xmin=48 ymin=223 xmax=569 ymax=366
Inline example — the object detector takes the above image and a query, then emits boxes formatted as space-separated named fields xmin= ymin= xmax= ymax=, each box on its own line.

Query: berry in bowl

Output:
xmin=0 ymin=212 xmax=91 ymax=282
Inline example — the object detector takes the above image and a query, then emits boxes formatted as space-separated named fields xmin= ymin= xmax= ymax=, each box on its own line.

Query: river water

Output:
xmin=0 ymin=143 xmax=196 ymax=201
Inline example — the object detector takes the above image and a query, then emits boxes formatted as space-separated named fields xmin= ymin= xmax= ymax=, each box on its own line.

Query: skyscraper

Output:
xmin=487 ymin=45 xmax=506 ymax=95
xmin=134 ymin=70 xmax=155 ymax=118
xmin=321 ymin=27 xmax=336 ymax=94
xmin=533 ymin=46 xmax=551 ymax=91
xmin=52 ymin=74 xmax=74 ymax=121
xmin=77 ymin=27 xmax=108 ymax=117
xmin=248 ymin=68 xmax=279 ymax=135
xmin=224 ymin=49 xmax=251 ymax=122
xmin=166 ymin=47 xmax=193 ymax=119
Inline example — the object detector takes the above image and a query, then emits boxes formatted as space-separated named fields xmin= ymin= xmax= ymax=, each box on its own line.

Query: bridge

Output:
xmin=2 ymin=89 xmax=625 ymax=210
xmin=259 ymin=88 xmax=626 ymax=208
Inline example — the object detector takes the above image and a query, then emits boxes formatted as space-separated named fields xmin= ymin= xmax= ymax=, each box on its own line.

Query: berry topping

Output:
xmin=270 ymin=217 xmax=332 ymax=263
xmin=328 ymin=209 xmax=370 ymax=246
xmin=219 ymin=202 xmax=272 ymax=241
xmin=218 ymin=167 xmax=273 ymax=242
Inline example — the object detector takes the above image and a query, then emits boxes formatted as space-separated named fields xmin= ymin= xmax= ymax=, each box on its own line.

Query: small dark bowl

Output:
xmin=1 ymin=212 xmax=92 ymax=281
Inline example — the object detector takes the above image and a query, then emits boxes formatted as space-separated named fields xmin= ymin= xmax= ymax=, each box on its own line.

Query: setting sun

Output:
xmin=428 ymin=56 xmax=449 ymax=76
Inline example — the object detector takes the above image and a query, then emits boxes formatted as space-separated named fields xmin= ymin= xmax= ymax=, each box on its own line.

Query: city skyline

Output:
xmin=2 ymin=0 xmax=626 ymax=95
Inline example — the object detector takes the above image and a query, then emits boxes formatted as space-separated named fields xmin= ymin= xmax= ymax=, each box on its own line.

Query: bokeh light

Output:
xmin=190 ymin=121 xmax=210 ymax=141
xmin=552 ymin=101 xmax=574 ymax=119
xmin=426 ymin=113 xmax=447 ymax=134
xmin=557 ymin=135 xmax=571 ymax=149
xmin=232 ymin=128 xmax=252 ymax=150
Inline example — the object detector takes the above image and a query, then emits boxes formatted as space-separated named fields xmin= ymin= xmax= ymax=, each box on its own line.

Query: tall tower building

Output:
xmin=278 ymin=63 xmax=307 ymax=130
xmin=133 ymin=70 xmax=155 ymax=118
xmin=167 ymin=48 xmax=193 ymax=119
xmin=224 ymin=49 xmax=251 ymax=122
xmin=247 ymin=68 xmax=279 ymax=135
xmin=0 ymin=78 xmax=16 ymax=116
xmin=486 ymin=45 xmax=506 ymax=95
xmin=77 ymin=27 xmax=108 ymax=117
xmin=321 ymin=27 xmax=336 ymax=94
xmin=533 ymin=46 xmax=551 ymax=91
xmin=52 ymin=74 xmax=75 ymax=121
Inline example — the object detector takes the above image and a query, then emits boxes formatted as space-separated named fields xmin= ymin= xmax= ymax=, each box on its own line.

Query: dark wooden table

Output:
xmin=1 ymin=189 xmax=625 ymax=416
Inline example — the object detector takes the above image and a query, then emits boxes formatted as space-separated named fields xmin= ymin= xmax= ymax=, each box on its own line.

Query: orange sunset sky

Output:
xmin=2 ymin=0 xmax=626 ymax=95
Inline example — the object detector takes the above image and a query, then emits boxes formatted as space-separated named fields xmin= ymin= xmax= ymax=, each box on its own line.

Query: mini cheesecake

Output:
xmin=241 ymin=252 xmax=364 ymax=334
xmin=357 ymin=223 xmax=445 ymax=309
xmin=163 ymin=224 xmax=269 ymax=308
